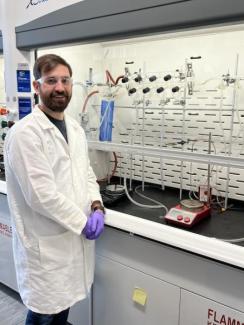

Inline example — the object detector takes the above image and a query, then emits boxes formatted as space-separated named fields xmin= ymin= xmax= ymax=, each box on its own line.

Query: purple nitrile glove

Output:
xmin=82 ymin=210 xmax=104 ymax=240
xmin=82 ymin=217 xmax=93 ymax=238
xmin=87 ymin=210 xmax=105 ymax=240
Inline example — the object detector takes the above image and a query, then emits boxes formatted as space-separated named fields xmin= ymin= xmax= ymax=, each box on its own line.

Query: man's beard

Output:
xmin=41 ymin=90 xmax=72 ymax=112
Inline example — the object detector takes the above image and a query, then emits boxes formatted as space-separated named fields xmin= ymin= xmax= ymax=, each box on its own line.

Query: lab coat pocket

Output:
xmin=39 ymin=231 xmax=73 ymax=271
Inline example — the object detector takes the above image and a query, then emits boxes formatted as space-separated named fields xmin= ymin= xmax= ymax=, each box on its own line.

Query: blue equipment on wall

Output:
xmin=18 ymin=97 xmax=32 ymax=119
xmin=99 ymin=100 xmax=114 ymax=141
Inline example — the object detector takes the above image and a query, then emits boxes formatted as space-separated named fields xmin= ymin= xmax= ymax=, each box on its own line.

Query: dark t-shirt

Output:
xmin=44 ymin=113 xmax=68 ymax=143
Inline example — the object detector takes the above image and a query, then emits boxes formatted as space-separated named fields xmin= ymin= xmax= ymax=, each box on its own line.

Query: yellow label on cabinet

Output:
xmin=132 ymin=287 xmax=147 ymax=306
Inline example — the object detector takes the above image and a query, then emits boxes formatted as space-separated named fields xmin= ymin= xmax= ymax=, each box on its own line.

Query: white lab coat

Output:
xmin=4 ymin=106 xmax=102 ymax=314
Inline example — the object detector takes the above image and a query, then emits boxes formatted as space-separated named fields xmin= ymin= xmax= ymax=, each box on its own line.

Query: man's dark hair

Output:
xmin=33 ymin=54 xmax=73 ymax=80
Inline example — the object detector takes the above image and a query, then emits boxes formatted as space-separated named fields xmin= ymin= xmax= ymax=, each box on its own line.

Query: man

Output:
xmin=4 ymin=54 xmax=105 ymax=324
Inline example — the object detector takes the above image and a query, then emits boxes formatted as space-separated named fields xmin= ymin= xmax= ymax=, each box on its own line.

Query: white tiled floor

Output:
xmin=0 ymin=283 xmax=74 ymax=324
xmin=0 ymin=283 xmax=27 ymax=325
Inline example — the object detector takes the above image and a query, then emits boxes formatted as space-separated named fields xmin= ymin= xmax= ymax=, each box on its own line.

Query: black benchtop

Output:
xmin=103 ymin=184 xmax=244 ymax=247
xmin=2 ymin=168 xmax=244 ymax=247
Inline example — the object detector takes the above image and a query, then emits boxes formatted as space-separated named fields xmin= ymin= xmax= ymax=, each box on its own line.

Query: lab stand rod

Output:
xmin=217 ymin=87 xmax=229 ymax=153
xmin=129 ymin=147 xmax=133 ymax=191
xmin=224 ymin=54 xmax=239 ymax=210
xmin=141 ymin=62 xmax=147 ymax=192
xmin=131 ymin=104 xmax=140 ymax=190
xmin=160 ymin=105 xmax=165 ymax=190
xmin=207 ymin=133 xmax=212 ymax=206
xmin=180 ymin=63 xmax=188 ymax=200
xmin=129 ymin=107 xmax=137 ymax=191
xmin=129 ymin=123 xmax=133 ymax=190
xmin=88 ymin=140 xmax=244 ymax=170
xmin=141 ymin=95 xmax=146 ymax=191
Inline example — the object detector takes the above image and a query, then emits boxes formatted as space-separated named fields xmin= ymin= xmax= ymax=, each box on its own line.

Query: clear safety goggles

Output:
xmin=37 ymin=76 xmax=73 ymax=87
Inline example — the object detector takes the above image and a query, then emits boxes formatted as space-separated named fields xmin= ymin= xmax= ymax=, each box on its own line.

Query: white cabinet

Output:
xmin=0 ymin=193 xmax=17 ymax=291
xmin=93 ymin=255 xmax=180 ymax=325
xmin=180 ymin=290 xmax=244 ymax=325
xmin=68 ymin=297 xmax=91 ymax=325
xmin=94 ymin=226 xmax=244 ymax=325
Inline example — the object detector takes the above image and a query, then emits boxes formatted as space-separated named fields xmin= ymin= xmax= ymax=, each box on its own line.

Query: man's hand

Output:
xmin=82 ymin=210 xmax=104 ymax=240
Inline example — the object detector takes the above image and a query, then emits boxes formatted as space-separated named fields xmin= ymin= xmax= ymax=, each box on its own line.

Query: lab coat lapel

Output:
xmin=33 ymin=106 xmax=54 ymax=130
xmin=65 ymin=115 xmax=79 ymax=157
xmin=33 ymin=106 xmax=70 ymax=154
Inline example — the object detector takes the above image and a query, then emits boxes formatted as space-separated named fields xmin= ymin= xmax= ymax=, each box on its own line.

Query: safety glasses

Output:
xmin=37 ymin=76 xmax=73 ymax=87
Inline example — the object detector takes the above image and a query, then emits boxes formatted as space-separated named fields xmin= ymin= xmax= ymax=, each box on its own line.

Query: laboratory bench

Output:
xmin=103 ymin=184 xmax=244 ymax=247
xmin=1 ymin=179 xmax=244 ymax=324
xmin=95 ymin=182 xmax=244 ymax=324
